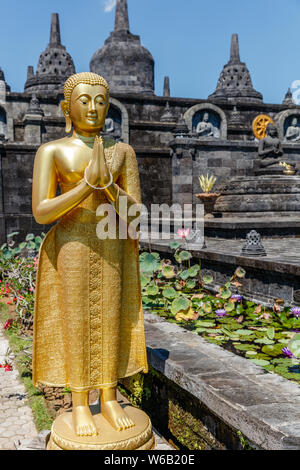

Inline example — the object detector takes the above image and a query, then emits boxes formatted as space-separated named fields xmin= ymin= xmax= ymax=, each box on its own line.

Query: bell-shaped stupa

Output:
xmin=24 ymin=13 xmax=75 ymax=94
xmin=90 ymin=0 xmax=154 ymax=94
xmin=209 ymin=34 xmax=263 ymax=103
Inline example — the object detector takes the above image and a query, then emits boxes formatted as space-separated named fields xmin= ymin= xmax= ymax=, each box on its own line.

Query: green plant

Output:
xmin=198 ymin=174 xmax=217 ymax=193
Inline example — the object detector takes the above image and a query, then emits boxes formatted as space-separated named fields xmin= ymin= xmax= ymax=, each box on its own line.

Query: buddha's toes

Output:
xmin=101 ymin=401 xmax=135 ymax=431
xmin=72 ymin=406 xmax=98 ymax=436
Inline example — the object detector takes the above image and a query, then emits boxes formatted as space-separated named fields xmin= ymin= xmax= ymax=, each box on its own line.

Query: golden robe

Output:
xmin=32 ymin=140 xmax=148 ymax=391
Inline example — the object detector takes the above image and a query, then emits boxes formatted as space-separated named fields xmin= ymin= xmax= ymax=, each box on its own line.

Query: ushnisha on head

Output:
xmin=61 ymin=72 xmax=110 ymax=135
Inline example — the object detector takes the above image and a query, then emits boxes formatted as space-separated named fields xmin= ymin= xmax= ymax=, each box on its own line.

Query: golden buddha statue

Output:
xmin=32 ymin=72 xmax=153 ymax=450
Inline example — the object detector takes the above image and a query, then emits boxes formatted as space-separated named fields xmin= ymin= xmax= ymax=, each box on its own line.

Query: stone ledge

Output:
xmin=144 ymin=312 xmax=300 ymax=450
xmin=140 ymin=241 xmax=300 ymax=277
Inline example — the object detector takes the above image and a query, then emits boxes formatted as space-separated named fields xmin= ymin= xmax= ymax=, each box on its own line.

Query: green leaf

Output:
xmin=220 ymin=289 xmax=232 ymax=300
xmin=261 ymin=344 xmax=284 ymax=357
xmin=202 ymin=302 xmax=212 ymax=313
xmin=195 ymin=320 xmax=216 ymax=328
xmin=142 ymin=296 xmax=153 ymax=307
xmin=235 ymin=267 xmax=246 ymax=278
xmin=162 ymin=287 xmax=177 ymax=300
xmin=254 ymin=338 xmax=275 ymax=345
xmin=140 ymin=273 xmax=151 ymax=288
xmin=288 ymin=333 xmax=300 ymax=358
xmin=25 ymin=233 xmax=35 ymax=241
xmin=162 ymin=265 xmax=176 ymax=279
xmin=169 ymin=241 xmax=181 ymax=250
xmin=2 ymin=248 xmax=12 ymax=259
xmin=170 ymin=296 xmax=190 ymax=315
xmin=146 ymin=284 xmax=159 ymax=296
xmin=235 ymin=329 xmax=255 ymax=336
xmin=186 ymin=280 xmax=196 ymax=289
xmin=250 ymin=359 xmax=270 ymax=366
xmin=27 ymin=241 xmax=36 ymax=250
xmin=139 ymin=252 xmax=161 ymax=273
xmin=266 ymin=327 xmax=275 ymax=340
xmin=224 ymin=302 xmax=235 ymax=312
xmin=180 ymin=270 xmax=190 ymax=281
xmin=19 ymin=242 xmax=27 ymax=250
xmin=179 ymin=251 xmax=192 ymax=262
xmin=7 ymin=231 xmax=19 ymax=238
xmin=245 ymin=351 xmax=258 ymax=356
xmin=34 ymin=236 xmax=43 ymax=244
xmin=188 ymin=265 xmax=199 ymax=277
xmin=202 ymin=273 xmax=214 ymax=284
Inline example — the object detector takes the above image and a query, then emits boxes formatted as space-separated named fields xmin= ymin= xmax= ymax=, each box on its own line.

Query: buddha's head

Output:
xmin=266 ymin=123 xmax=277 ymax=138
xmin=292 ymin=117 xmax=298 ymax=127
xmin=203 ymin=112 xmax=209 ymax=122
xmin=61 ymin=72 xmax=110 ymax=135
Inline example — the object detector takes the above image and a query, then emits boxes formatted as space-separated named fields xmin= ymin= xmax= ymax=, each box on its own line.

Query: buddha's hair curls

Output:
xmin=64 ymin=72 xmax=109 ymax=109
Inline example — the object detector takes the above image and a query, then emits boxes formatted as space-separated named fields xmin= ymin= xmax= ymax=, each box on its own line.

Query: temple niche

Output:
xmin=284 ymin=116 xmax=300 ymax=142
xmin=184 ymin=103 xmax=227 ymax=140
xmin=104 ymin=107 xmax=122 ymax=140
xmin=102 ymin=98 xmax=129 ymax=143
xmin=0 ymin=107 xmax=7 ymax=140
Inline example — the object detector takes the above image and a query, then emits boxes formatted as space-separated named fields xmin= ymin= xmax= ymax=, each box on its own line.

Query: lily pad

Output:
xmin=140 ymin=252 xmax=161 ymax=273
xmin=178 ymin=251 xmax=192 ymax=262
xmin=162 ymin=265 xmax=176 ymax=279
xmin=250 ymin=359 xmax=270 ymax=366
xmin=170 ymin=296 xmax=190 ymax=315
xmin=162 ymin=287 xmax=177 ymax=300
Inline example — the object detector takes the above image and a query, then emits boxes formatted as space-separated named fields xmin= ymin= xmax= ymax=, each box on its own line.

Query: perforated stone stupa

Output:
xmin=24 ymin=13 xmax=76 ymax=93
xmin=209 ymin=34 xmax=263 ymax=103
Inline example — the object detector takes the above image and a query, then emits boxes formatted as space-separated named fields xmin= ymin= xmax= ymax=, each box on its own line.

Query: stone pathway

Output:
xmin=0 ymin=328 xmax=37 ymax=450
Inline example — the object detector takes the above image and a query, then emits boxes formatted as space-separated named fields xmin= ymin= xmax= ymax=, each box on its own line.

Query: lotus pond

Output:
xmin=140 ymin=240 xmax=300 ymax=383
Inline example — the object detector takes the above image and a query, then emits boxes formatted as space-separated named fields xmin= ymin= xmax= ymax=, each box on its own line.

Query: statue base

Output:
xmin=47 ymin=406 xmax=155 ymax=450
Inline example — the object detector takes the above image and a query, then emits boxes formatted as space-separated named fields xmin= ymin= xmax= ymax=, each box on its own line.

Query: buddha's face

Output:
xmin=267 ymin=125 xmax=276 ymax=137
xmin=68 ymin=83 xmax=109 ymax=135
xmin=292 ymin=118 xmax=298 ymax=126
xmin=203 ymin=113 xmax=209 ymax=122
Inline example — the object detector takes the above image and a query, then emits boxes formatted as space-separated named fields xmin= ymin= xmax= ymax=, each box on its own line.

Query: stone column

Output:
xmin=171 ymin=137 xmax=196 ymax=230
xmin=24 ymin=114 xmax=43 ymax=144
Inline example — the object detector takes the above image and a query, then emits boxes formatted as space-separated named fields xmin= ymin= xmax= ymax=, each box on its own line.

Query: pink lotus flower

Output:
xmin=177 ymin=228 xmax=190 ymax=239
xmin=4 ymin=364 xmax=12 ymax=372
xmin=29 ymin=286 xmax=35 ymax=293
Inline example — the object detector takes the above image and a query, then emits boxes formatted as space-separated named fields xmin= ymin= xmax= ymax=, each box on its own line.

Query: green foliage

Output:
xmin=138 ymin=246 xmax=300 ymax=387
xmin=139 ymin=252 xmax=161 ymax=273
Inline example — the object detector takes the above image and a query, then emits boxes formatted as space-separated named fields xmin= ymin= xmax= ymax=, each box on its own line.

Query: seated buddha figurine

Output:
xmin=196 ymin=112 xmax=214 ymax=138
xmin=32 ymin=72 xmax=148 ymax=438
xmin=258 ymin=123 xmax=295 ymax=173
xmin=285 ymin=117 xmax=300 ymax=142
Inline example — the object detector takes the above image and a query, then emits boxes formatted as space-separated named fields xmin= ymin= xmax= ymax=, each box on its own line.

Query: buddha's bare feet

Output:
xmin=72 ymin=405 xmax=98 ymax=437
xmin=101 ymin=400 xmax=135 ymax=431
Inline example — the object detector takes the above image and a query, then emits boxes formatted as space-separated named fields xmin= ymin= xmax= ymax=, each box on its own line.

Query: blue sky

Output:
xmin=0 ymin=0 xmax=299 ymax=103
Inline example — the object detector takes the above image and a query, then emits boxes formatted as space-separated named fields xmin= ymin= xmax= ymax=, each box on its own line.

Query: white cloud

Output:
xmin=104 ymin=0 xmax=116 ymax=12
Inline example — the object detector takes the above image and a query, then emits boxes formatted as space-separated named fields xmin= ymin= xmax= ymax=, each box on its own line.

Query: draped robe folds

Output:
xmin=32 ymin=140 xmax=148 ymax=391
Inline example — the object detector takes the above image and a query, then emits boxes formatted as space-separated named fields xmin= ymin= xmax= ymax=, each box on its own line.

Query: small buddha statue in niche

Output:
xmin=196 ymin=112 xmax=214 ymax=138
xmin=285 ymin=117 xmax=300 ymax=142
xmin=32 ymin=73 xmax=148 ymax=439
xmin=105 ymin=117 xmax=114 ymax=133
